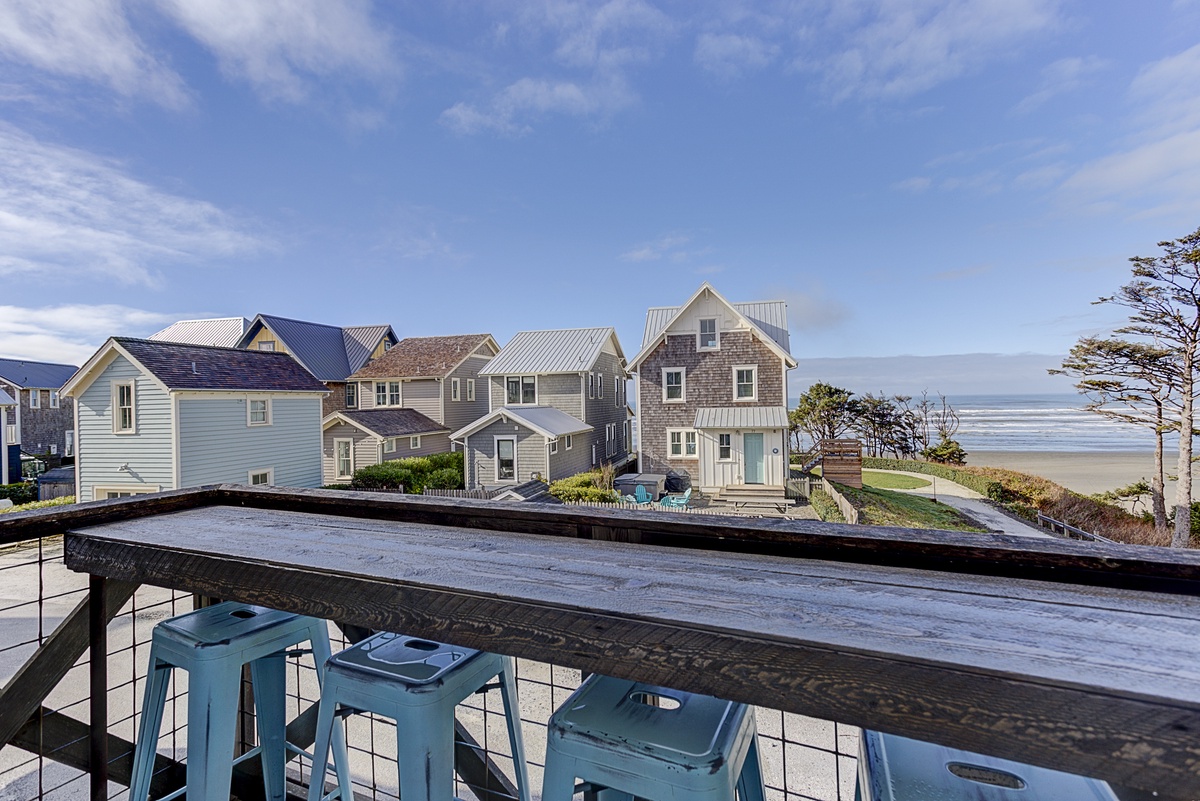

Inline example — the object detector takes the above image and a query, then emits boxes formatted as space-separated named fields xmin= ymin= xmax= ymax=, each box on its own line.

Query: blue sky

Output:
xmin=1 ymin=1 xmax=1199 ymax=395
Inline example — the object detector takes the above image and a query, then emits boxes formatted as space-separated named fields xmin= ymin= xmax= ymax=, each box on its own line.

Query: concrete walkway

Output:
xmin=870 ymin=469 xmax=1051 ymax=538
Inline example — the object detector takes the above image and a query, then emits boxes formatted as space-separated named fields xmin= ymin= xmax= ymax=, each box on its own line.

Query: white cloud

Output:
xmin=803 ymin=0 xmax=1063 ymax=101
xmin=0 ymin=304 xmax=180 ymax=363
xmin=0 ymin=0 xmax=188 ymax=108
xmin=694 ymin=33 xmax=777 ymax=77
xmin=157 ymin=0 xmax=396 ymax=104
xmin=1129 ymin=42 xmax=1200 ymax=135
xmin=520 ymin=0 xmax=673 ymax=70
xmin=1013 ymin=55 xmax=1107 ymax=114
xmin=620 ymin=233 xmax=691 ymax=262
xmin=0 ymin=124 xmax=264 ymax=285
xmin=892 ymin=177 xmax=931 ymax=192
xmin=441 ymin=75 xmax=634 ymax=135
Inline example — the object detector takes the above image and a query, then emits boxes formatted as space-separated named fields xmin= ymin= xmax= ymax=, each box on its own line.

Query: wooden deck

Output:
xmin=4 ymin=485 xmax=1200 ymax=799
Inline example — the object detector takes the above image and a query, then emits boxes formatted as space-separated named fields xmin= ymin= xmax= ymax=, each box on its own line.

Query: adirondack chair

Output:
xmin=659 ymin=488 xmax=692 ymax=508
xmin=634 ymin=485 xmax=655 ymax=505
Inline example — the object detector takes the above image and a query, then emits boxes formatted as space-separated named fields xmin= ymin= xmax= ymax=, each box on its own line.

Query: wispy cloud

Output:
xmin=620 ymin=233 xmax=691 ymax=262
xmin=441 ymin=75 xmax=634 ymax=135
xmin=892 ymin=176 xmax=931 ymax=192
xmin=158 ymin=0 xmax=397 ymax=104
xmin=0 ymin=0 xmax=189 ymax=108
xmin=1012 ymin=55 xmax=1106 ymax=114
xmin=694 ymin=33 xmax=777 ymax=78
xmin=0 ymin=303 xmax=181 ymax=363
xmin=0 ymin=124 xmax=265 ymax=286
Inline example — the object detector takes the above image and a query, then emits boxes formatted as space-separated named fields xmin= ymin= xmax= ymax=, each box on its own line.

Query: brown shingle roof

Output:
xmin=349 ymin=334 xmax=493 ymax=380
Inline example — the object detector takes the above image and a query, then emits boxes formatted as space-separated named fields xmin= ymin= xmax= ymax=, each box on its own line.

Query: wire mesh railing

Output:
xmin=0 ymin=532 xmax=859 ymax=801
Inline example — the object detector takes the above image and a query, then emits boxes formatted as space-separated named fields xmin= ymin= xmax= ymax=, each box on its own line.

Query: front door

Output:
xmin=743 ymin=433 xmax=764 ymax=484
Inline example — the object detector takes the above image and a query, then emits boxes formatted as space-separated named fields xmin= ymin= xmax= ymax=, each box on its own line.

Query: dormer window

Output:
xmin=698 ymin=318 xmax=719 ymax=350
xmin=258 ymin=341 xmax=276 ymax=351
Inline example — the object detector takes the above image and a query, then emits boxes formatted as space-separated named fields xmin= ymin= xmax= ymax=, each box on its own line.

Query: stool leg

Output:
xmin=128 ymin=653 xmax=172 ymax=801
xmin=397 ymin=705 xmax=455 ymax=801
xmin=308 ymin=622 xmax=352 ymax=796
xmin=736 ymin=736 xmax=767 ymax=801
xmin=184 ymin=664 xmax=242 ymax=801
xmin=539 ymin=752 xmax=579 ymax=801
xmin=497 ymin=659 xmax=531 ymax=801
xmin=306 ymin=689 xmax=344 ymax=801
xmin=250 ymin=656 xmax=288 ymax=801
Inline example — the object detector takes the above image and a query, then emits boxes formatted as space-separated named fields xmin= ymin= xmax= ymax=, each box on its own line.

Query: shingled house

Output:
xmin=62 ymin=338 xmax=328 ymax=500
xmin=320 ymin=334 xmax=498 ymax=484
xmin=0 ymin=357 xmax=80 ymax=477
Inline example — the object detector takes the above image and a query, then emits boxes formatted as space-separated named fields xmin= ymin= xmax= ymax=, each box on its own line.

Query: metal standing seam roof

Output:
xmin=693 ymin=406 xmax=790 ymax=429
xmin=149 ymin=318 xmax=251 ymax=348
xmin=503 ymin=406 xmax=593 ymax=437
xmin=112 ymin=338 xmax=328 ymax=392
xmin=335 ymin=409 xmax=448 ymax=438
xmin=642 ymin=301 xmax=791 ymax=353
xmin=0 ymin=387 xmax=14 ymax=405
xmin=481 ymin=328 xmax=619 ymax=375
xmin=342 ymin=325 xmax=396 ymax=374
xmin=0 ymin=358 xmax=80 ymax=390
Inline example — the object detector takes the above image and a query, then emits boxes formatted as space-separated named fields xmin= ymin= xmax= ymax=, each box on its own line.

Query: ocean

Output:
xmin=950 ymin=393 xmax=1162 ymax=452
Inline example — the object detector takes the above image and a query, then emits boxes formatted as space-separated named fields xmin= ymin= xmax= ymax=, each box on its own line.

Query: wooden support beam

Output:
xmin=0 ymin=578 xmax=138 ymax=751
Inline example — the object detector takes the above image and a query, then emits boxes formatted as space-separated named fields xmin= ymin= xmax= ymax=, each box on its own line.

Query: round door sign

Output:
xmin=772 ymin=448 xmax=779 ymax=454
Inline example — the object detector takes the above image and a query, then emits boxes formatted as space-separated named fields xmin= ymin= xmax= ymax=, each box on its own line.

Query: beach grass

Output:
xmin=861 ymin=470 xmax=931 ymax=490
xmin=839 ymin=484 xmax=989 ymax=532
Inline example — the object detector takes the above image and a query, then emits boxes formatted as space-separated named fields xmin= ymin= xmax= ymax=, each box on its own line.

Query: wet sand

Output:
xmin=968 ymin=450 xmax=1198 ymax=498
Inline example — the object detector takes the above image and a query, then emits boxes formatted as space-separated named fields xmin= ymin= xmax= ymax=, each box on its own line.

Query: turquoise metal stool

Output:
xmin=541 ymin=676 xmax=766 ymax=801
xmin=307 ymin=632 xmax=531 ymax=801
xmin=128 ymin=602 xmax=350 ymax=801
xmin=855 ymin=730 xmax=1119 ymax=800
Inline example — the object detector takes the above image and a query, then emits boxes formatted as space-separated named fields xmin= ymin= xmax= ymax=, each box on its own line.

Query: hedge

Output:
xmin=0 ymin=483 xmax=38 ymax=505
xmin=0 ymin=495 xmax=74 ymax=515
xmin=548 ymin=471 xmax=619 ymax=503
xmin=862 ymin=457 xmax=1004 ymax=501
xmin=351 ymin=452 xmax=464 ymax=494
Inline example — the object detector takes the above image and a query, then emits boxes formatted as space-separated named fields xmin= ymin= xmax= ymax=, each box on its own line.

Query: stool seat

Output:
xmin=308 ymin=632 xmax=531 ymax=801
xmin=129 ymin=602 xmax=349 ymax=801
xmin=542 ymin=676 xmax=766 ymax=801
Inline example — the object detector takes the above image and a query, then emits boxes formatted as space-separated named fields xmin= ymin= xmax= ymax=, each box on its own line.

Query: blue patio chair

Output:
xmin=659 ymin=488 xmax=692 ymax=508
xmin=634 ymin=485 xmax=655 ymax=504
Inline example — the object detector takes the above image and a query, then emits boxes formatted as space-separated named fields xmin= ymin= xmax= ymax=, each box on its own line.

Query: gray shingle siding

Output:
xmin=402 ymin=379 xmax=441 ymax=421
xmin=464 ymin=419 xmax=547 ymax=488
xmin=583 ymin=351 xmax=629 ymax=465
xmin=77 ymin=355 xmax=174 ymax=500
xmin=323 ymin=421 xmax=380 ymax=483
xmin=548 ymin=434 xmax=591 ymax=480
xmin=443 ymin=357 xmax=491 ymax=433
xmin=178 ymin=396 xmax=322 ymax=488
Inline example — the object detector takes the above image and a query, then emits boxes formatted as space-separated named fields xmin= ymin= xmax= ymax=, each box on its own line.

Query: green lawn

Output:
xmin=861 ymin=470 xmax=930 ymax=490
xmin=838 ymin=485 xmax=988 ymax=532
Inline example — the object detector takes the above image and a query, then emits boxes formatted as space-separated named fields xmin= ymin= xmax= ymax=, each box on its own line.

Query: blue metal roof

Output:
xmin=238 ymin=315 xmax=395 ymax=382
xmin=0 ymin=358 xmax=80 ymax=389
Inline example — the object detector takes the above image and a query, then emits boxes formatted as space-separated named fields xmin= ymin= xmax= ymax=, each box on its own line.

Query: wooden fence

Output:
xmin=821 ymin=478 xmax=860 ymax=525
xmin=1037 ymin=512 xmax=1114 ymax=544
xmin=565 ymin=499 xmax=729 ymax=515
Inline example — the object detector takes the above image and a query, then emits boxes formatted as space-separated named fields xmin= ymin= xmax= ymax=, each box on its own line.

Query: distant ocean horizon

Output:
xmin=786 ymin=393 xmax=1166 ymax=453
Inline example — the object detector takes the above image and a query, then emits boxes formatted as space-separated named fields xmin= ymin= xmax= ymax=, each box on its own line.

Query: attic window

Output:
xmin=698 ymin=318 xmax=719 ymax=350
xmin=258 ymin=341 xmax=276 ymax=351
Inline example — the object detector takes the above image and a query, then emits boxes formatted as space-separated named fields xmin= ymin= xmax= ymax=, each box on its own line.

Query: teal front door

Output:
xmin=744 ymin=433 xmax=764 ymax=484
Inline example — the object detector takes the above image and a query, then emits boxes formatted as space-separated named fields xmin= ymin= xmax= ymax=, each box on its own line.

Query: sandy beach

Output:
xmin=968 ymin=450 xmax=1198 ymax=499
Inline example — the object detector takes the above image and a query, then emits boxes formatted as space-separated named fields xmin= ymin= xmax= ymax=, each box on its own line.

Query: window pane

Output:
xmin=700 ymin=318 xmax=717 ymax=348
xmin=665 ymin=371 xmax=682 ymax=400
xmin=669 ymin=431 xmax=681 ymax=456
xmin=346 ymin=384 xmax=357 ymax=407
xmin=389 ymin=382 xmax=401 ymax=406
xmin=376 ymin=383 xmax=387 ymax=405
xmin=522 ymin=376 xmax=536 ymax=404
xmin=737 ymin=369 xmax=755 ymax=397
xmin=507 ymin=378 xmax=520 ymax=404
xmin=685 ymin=432 xmax=697 ymax=456
xmin=498 ymin=439 xmax=515 ymax=479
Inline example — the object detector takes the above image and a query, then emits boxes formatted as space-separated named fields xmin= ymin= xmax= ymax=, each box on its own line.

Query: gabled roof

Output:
xmin=0 ymin=358 xmax=80 ymax=390
xmin=349 ymin=334 xmax=498 ymax=381
xmin=451 ymin=406 xmax=592 ymax=441
xmin=237 ymin=314 xmax=397 ymax=382
xmin=323 ymin=409 xmax=448 ymax=438
xmin=493 ymin=480 xmax=561 ymax=503
xmin=631 ymin=282 xmax=797 ymax=370
xmin=63 ymin=338 xmax=328 ymax=396
xmin=0 ymin=387 xmax=14 ymax=406
xmin=149 ymin=317 xmax=250 ymax=348
xmin=481 ymin=328 xmax=625 ymax=376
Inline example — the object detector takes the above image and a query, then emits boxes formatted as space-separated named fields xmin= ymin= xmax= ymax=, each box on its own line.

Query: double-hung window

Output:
xmin=50 ymin=391 xmax=59 ymax=409
xmin=388 ymin=382 xmax=401 ymax=406
xmin=65 ymin=431 xmax=75 ymax=457
xmin=345 ymin=383 xmax=358 ymax=408
xmin=606 ymin=423 xmax=615 ymax=456
xmin=663 ymin=369 xmax=685 ymax=402
xmin=549 ymin=439 xmax=559 ymax=455
xmin=113 ymin=382 xmax=135 ymax=434
xmin=598 ymin=374 xmax=604 ymax=398
xmin=29 ymin=390 xmax=39 ymax=409
xmin=383 ymin=437 xmax=397 ymax=454
xmin=335 ymin=439 xmax=353 ymax=480
xmin=467 ymin=379 xmax=475 ymax=401
xmin=734 ymin=365 xmax=757 ymax=401
xmin=587 ymin=374 xmax=595 ymax=399
xmin=496 ymin=438 xmax=516 ymax=481
xmin=376 ymin=382 xmax=388 ymax=407
xmin=247 ymin=398 xmax=271 ymax=426
xmin=698 ymin=318 xmax=718 ymax=350
xmin=410 ymin=436 xmax=421 ymax=450
xmin=668 ymin=429 xmax=697 ymax=458
xmin=451 ymin=378 xmax=460 ymax=401
xmin=506 ymin=376 xmax=535 ymax=405
xmin=718 ymin=433 xmax=732 ymax=460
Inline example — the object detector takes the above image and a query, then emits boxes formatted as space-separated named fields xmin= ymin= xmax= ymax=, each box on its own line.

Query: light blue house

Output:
xmin=62 ymin=338 xmax=328 ymax=501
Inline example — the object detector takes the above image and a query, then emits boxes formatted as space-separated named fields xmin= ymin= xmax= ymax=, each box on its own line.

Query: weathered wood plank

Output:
xmin=63 ymin=506 xmax=1200 ymax=796
xmin=0 ymin=579 xmax=139 ymax=751
xmin=0 ymin=486 xmax=221 ymax=546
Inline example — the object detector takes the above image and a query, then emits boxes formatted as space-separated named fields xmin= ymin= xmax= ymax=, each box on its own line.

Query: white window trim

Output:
xmin=50 ymin=391 xmax=59 ymax=409
xmin=549 ymin=439 xmax=559 ymax=455
xmin=662 ymin=368 xmax=686 ymax=403
xmin=64 ymin=430 xmax=75 ymax=458
xmin=383 ymin=437 xmax=396 ymax=454
xmin=93 ymin=485 xmax=160 ymax=501
xmin=247 ymin=397 xmax=272 ymax=426
xmin=598 ymin=373 xmax=604 ymax=399
xmin=718 ymin=433 xmax=734 ymax=461
xmin=451 ymin=378 xmax=461 ymax=402
xmin=258 ymin=340 xmax=276 ymax=351
xmin=375 ymin=382 xmax=388 ymax=407
xmin=345 ymin=383 xmax=358 ymax=408
xmin=410 ymin=435 xmax=421 ymax=449
xmin=494 ymin=435 xmax=517 ymax=483
xmin=29 ymin=390 xmax=39 ymax=409
xmin=334 ymin=438 xmax=354 ymax=481
xmin=733 ymin=365 xmax=758 ymax=402
xmin=467 ymin=378 xmax=475 ymax=402
xmin=505 ymin=376 xmax=538 ymax=406
xmin=667 ymin=428 xmax=698 ymax=459
xmin=388 ymin=381 xmax=401 ymax=407
xmin=697 ymin=317 xmax=720 ymax=351
xmin=565 ymin=434 xmax=573 ymax=450
xmin=588 ymin=373 xmax=595 ymax=399
xmin=248 ymin=468 xmax=274 ymax=486
xmin=112 ymin=381 xmax=136 ymax=435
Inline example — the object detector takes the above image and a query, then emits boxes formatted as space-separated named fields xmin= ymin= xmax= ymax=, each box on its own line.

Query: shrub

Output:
xmin=353 ymin=462 xmax=414 ymax=491
xmin=322 ymin=484 xmax=352 ymax=490
xmin=351 ymin=453 xmax=464 ymax=494
xmin=0 ymin=496 xmax=75 ymax=515
xmin=549 ymin=471 xmax=619 ymax=503
xmin=426 ymin=452 xmax=463 ymax=472
xmin=920 ymin=439 xmax=967 ymax=465
xmin=0 ymin=483 xmax=38 ymax=505
xmin=425 ymin=468 xmax=462 ymax=490
xmin=809 ymin=489 xmax=844 ymax=523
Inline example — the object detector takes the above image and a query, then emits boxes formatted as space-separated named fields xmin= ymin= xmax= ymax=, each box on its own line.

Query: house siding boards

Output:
xmin=179 ymin=397 xmax=322 ymax=488
xmin=583 ymin=350 xmax=629 ymax=463
xmin=444 ymin=359 xmax=489 ymax=432
xmin=77 ymin=355 xmax=174 ymax=500
xmin=638 ymin=330 xmax=784 ymax=480
xmin=548 ymin=434 xmax=591 ymax=480
xmin=322 ymin=421 xmax=382 ymax=484
xmin=403 ymin=379 xmax=441 ymax=421
xmin=465 ymin=418 xmax=546 ymax=487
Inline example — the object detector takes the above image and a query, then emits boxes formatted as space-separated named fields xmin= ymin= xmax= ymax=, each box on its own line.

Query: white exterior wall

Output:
xmin=696 ymin=428 xmax=787 ymax=492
